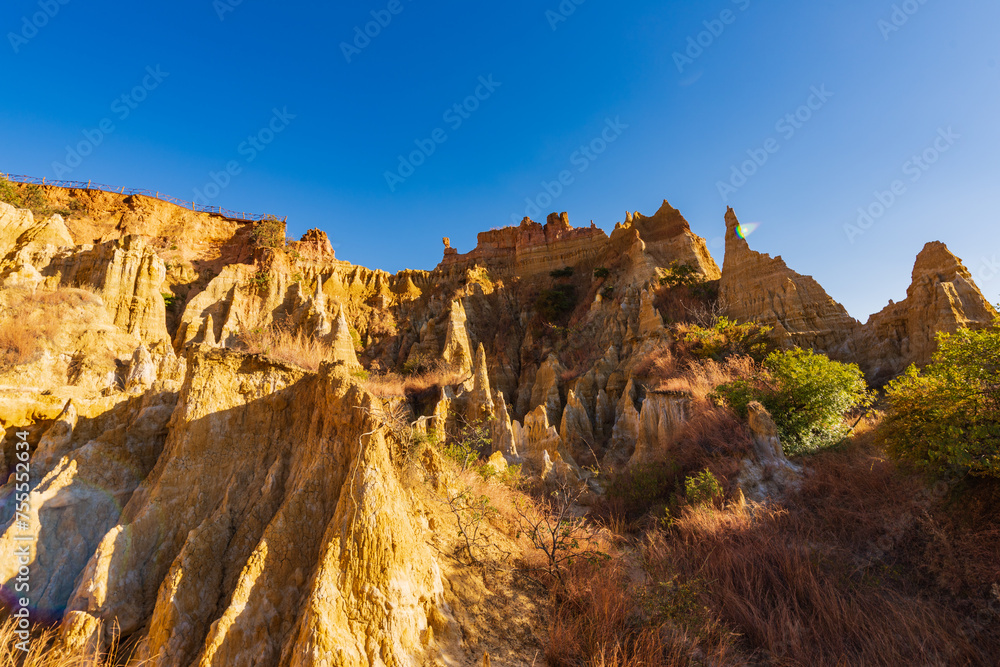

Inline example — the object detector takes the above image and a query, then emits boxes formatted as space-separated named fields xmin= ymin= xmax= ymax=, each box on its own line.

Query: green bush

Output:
xmin=682 ymin=316 xmax=776 ymax=362
xmin=21 ymin=185 xmax=45 ymax=210
xmin=660 ymin=262 xmax=702 ymax=289
xmin=0 ymin=179 xmax=21 ymax=206
xmin=549 ymin=266 xmax=574 ymax=279
xmin=713 ymin=348 xmax=873 ymax=455
xmin=437 ymin=420 xmax=496 ymax=480
xmin=684 ymin=469 xmax=723 ymax=507
xmin=250 ymin=216 xmax=286 ymax=248
xmin=537 ymin=284 xmax=577 ymax=322
xmin=593 ymin=267 xmax=610 ymax=279
xmin=879 ymin=326 xmax=1000 ymax=479
xmin=249 ymin=270 xmax=271 ymax=291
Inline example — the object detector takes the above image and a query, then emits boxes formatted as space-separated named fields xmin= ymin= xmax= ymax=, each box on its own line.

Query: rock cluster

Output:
xmin=719 ymin=207 xmax=995 ymax=378
xmin=0 ymin=184 xmax=995 ymax=665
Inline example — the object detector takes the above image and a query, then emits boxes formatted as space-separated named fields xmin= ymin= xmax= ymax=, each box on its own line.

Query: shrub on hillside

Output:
xmin=678 ymin=316 xmax=776 ymax=363
xmin=879 ymin=325 xmax=1000 ymax=479
xmin=659 ymin=261 xmax=702 ymax=289
xmin=537 ymin=284 xmax=577 ymax=323
xmin=549 ymin=266 xmax=574 ymax=279
xmin=712 ymin=348 xmax=872 ymax=455
xmin=250 ymin=216 xmax=286 ymax=248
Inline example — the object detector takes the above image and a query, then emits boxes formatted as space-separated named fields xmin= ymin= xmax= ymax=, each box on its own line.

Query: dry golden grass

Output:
xmin=0 ymin=616 xmax=142 ymax=667
xmin=554 ymin=413 xmax=1000 ymax=666
xmin=237 ymin=324 xmax=332 ymax=372
xmin=0 ymin=288 xmax=103 ymax=369
xmin=362 ymin=364 xmax=467 ymax=398
xmin=546 ymin=552 xmax=741 ymax=667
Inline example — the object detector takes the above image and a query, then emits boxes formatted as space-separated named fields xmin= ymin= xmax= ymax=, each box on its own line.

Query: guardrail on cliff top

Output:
xmin=0 ymin=173 xmax=286 ymax=224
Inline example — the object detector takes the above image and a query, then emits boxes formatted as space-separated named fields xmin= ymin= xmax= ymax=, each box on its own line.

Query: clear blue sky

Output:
xmin=2 ymin=0 xmax=998 ymax=319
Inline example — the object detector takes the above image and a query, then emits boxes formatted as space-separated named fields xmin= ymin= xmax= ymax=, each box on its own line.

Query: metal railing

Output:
xmin=0 ymin=172 xmax=286 ymax=223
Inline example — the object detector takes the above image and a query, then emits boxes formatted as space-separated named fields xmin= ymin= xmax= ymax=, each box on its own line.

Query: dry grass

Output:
xmin=652 ymin=499 xmax=985 ymax=665
xmin=362 ymin=363 xmax=467 ymax=398
xmin=0 ymin=616 xmax=142 ymax=666
xmin=650 ymin=356 xmax=756 ymax=401
xmin=0 ymin=288 xmax=103 ymax=369
xmin=546 ymin=551 xmax=741 ymax=666
xmin=631 ymin=346 xmax=675 ymax=381
xmin=236 ymin=324 xmax=332 ymax=372
xmin=555 ymin=417 xmax=1000 ymax=666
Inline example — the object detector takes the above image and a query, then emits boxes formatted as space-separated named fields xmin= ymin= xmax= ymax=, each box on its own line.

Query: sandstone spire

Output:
xmin=202 ymin=314 xmax=217 ymax=347
xmin=852 ymin=241 xmax=997 ymax=381
xmin=442 ymin=299 xmax=474 ymax=377
xmin=331 ymin=307 xmax=362 ymax=369
xmin=719 ymin=207 xmax=860 ymax=353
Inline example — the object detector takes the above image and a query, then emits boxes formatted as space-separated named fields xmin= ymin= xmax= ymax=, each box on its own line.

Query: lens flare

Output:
xmin=737 ymin=222 xmax=760 ymax=239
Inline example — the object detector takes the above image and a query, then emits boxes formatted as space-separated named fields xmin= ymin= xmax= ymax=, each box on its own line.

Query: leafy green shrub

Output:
xmin=0 ymin=182 xmax=51 ymax=212
xmin=550 ymin=266 xmax=574 ymax=279
xmin=601 ymin=286 xmax=615 ymax=300
xmin=249 ymin=270 xmax=271 ymax=291
xmin=161 ymin=292 xmax=179 ymax=309
xmin=684 ymin=469 xmax=723 ymax=507
xmin=350 ymin=368 xmax=370 ymax=381
xmin=593 ymin=267 xmax=610 ymax=279
xmin=0 ymin=179 xmax=21 ymax=206
xmin=879 ymin=326 xmax=1000 ymax=479
xmin=441 ymin=421 xmax=492 ymax=473
xmin=250 ymin=216 xmax=286 ymax=248
xmin=21 ymin=185 xmax=45 ymax=210
xmin=537 ymin=284 xmax=577 ymax=322
xmin=712 ymin=348 xmax=872 ymax=455
xmin=681 ymin=316 xmax=776 ymax=362
xmin=660 ymin=262 xmax=702 ymax=289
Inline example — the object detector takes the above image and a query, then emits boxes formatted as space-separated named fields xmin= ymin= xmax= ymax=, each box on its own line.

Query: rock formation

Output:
xmin=720 ymin=207 xmax=860 ymax=353
xmin=851 ymin=241 xmax=997 ymax=381
xmin=0 ymin=184 xmax=995 ymax=665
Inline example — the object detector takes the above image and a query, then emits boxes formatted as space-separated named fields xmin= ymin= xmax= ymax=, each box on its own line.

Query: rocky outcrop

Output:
xmin=442 ymin=298 xmax=475 ymax=377
xmin=720 ymin=207 xmax=861 ymax=353
xmin=437 ymin=213 xmax=608 ymax=280
xmin=54 ymin=349 xmax=461 ymax=666
xmin=46 ymin=236 xmax=170 ymax=346
xmin=0 ymin=203 xmax=75 ymax=287
xmin=851 ymin=242 xmax=997 ymax=382
xmin=0 ymin=388 xmax=178 ymax=618
xmin=614 ymin=200 xmax=721 ymax=281
xmin=438 ymin=202 xmax=720 ymax=285
xmin=330 ymin=308 xmax=361 ymax=369
xmin=627 ymin=392 xmax=688 ymax=469
xmin=737 ymin=402 xmax=802 ymax=500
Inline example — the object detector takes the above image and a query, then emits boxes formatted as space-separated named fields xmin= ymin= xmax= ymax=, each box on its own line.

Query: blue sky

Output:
xmin=1 ymin=0 xmax=998 ymax=319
